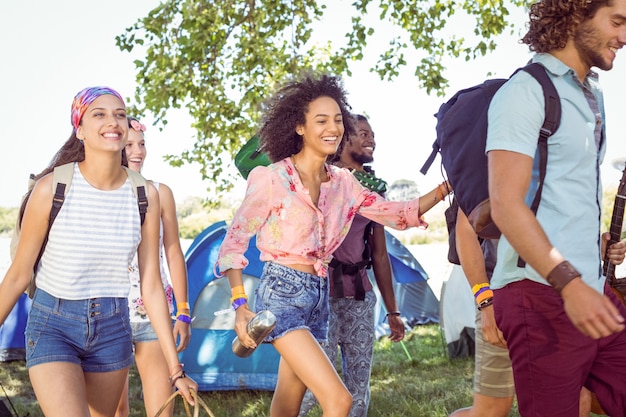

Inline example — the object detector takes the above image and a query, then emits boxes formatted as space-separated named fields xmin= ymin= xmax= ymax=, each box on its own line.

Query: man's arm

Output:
xmin=488 ymin=149 xmax=624 ymax=338
xmin=456 ymin=207 xmax=506 ymax=348
xmin=369 ymin=225 xmax=404 ymax=342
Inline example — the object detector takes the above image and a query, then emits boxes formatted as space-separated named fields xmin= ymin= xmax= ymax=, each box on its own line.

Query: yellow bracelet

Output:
xmin=177 ymin=302 xmax=190 ymax=311
xmin=475 ymin=290 xmax=494 ymax=305
xmin=231 ymin=285 xmax=245 ymax=295
xmin=230 ymin=294 xmax=248 ymax=304
xmin=471 ymin=283 xmax=490 ymax=295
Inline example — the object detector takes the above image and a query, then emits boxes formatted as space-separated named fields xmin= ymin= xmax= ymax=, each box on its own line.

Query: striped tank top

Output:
xmin=36 ymin=163 xmax=142 ymax=299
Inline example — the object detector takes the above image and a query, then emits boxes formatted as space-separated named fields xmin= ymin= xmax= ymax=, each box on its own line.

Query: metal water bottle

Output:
xmin=231 ymin=310 xmax=277 ymax=358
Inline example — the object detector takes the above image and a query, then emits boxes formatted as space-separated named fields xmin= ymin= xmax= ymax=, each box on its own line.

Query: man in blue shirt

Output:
xmin=487 ymin=1 xmax=626 ymax=415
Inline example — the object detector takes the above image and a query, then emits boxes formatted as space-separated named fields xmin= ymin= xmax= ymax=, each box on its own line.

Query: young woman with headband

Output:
xmin=0 ymin=87 xmax=197 ymax=416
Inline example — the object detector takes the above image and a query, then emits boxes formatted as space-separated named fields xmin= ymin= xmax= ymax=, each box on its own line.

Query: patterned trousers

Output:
xmin=299 ymin=290 xmax=377 ymax=417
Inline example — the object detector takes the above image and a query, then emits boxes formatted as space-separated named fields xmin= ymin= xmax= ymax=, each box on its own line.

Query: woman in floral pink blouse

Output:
xmin=217 ymin=74 xmax=450 ymax=417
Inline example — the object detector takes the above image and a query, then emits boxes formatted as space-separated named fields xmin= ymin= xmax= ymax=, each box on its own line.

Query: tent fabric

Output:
xmin=370 ymin=232 xmax=440 ymax=339
xmin=181 ymin=221 xmax=280 ymax=391
xmin=183 ymin=221 xmax=440 ymax=390
xmin=439 ymin=264 xmax=476 ymax=358
xmin=0 ymin=293 xmax=31 ymax=362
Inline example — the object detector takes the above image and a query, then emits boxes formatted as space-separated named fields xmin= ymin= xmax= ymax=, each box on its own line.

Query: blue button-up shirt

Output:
xmin=486 ymin=53 xmax=606 ymax=293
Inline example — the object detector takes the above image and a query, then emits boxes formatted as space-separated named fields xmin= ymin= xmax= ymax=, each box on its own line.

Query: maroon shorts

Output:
xmin=494 ymin=279 xmax=626 ymax=417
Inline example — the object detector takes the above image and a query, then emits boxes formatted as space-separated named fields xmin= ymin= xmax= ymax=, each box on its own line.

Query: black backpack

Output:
xmin=420 ymin=62 xmax=561 ymax=241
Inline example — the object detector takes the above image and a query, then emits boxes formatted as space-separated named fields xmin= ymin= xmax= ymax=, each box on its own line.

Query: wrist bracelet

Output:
xmin=231 ymin=285 xmax=245 ymax=295
xmin=546 ymin=261 xmax=581 ymax=293
xmin=475 ymin=289 xmax=494 ymax=305
xmin=168 ymin=370 xmax=187 ymax=387
xmin=231 ymin=297 xmax=248 ymax=311
xmin=471 ymin=283 xmax=489 ymax=295
xmin=176 ymin=314 xmax=192 ymax=324
xmin=229 ymin=293 xmax=248 ymax=304
xmin=177 ymin=301 xmax=190 ymax=311
xmin=477 ymin=297 xmax=493 ymax=311
xmin=169 ymin=363 xmax=183 ymax=376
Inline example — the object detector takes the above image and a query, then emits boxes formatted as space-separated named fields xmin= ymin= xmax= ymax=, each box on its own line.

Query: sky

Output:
xmin=2 ymin=1 xmax=626 ymax=208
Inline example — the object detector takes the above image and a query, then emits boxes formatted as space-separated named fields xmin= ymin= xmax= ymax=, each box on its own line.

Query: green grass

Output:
xmin=0 ymin=324 xmax=517 ymax=417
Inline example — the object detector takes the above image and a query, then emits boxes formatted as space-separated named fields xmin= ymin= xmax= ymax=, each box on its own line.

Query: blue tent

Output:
xmin=181 ymin=221 xmax=279 ymax=391
xmin=0 ymin=294 xmax=31 ymax=361
xmin=181 ymin=221 xmax=439 ymax=391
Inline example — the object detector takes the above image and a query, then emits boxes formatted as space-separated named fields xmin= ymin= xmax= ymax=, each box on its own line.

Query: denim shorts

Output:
xmin=130 ymin=320 xmax=176 ymax=344
xmin=25 ymin=289 xmax=134 ymax=372
xmin=131 ymin=321 xmax=158 ymax=343
xmin=255 ymin=262 xmax=329 ymax=343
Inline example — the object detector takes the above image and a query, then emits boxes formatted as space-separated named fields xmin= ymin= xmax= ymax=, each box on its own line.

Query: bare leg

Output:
xmin=114 ymin=376 xmax=130 ymax=417
xmin=29 ymin=362 xmax=128 ymax=417
xmin=135 ymin=340 xmax=175 ymax=417
xmin=29 ymin=362 xmax=90 ymax=417
xmin=85 ymin=369 xmax=129 ymax=417
xmin=271 ymin=329 xmax=352 ymax=417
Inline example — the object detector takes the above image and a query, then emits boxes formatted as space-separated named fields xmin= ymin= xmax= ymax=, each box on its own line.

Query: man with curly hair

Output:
xmin=487 ymin=0 xmax=626 ymax=415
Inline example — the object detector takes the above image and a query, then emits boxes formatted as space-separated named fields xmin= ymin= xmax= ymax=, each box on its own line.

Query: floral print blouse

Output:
xmin=217 ymin=157 xmax=426 ymax=277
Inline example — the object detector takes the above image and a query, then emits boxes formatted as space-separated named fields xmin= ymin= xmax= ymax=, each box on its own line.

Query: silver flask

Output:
xmin=231 ymin=310 xmax=277 ymax=358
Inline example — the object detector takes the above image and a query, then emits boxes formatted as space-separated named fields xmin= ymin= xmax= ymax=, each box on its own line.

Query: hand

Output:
xmin=387 ymin=315 xmax=405 ymax=342
xmin=480 ymin=304 xmax=507 ymax=348
xmin=174 ymin=373 xmax=199 ymax=406
xmin=602 ymin=233 xmax=626 ymax=266
xmin=561 ymin=278 xmax=625 ymax=339
xmin=173 ymin=318 xmax=191 ymax=353
xmin=234 ymin=305 xmax=258 ymax=348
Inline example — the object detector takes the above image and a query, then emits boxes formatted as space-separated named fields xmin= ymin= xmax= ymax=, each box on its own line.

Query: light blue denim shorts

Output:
xmin=130 ymin=321 xmax=158 ymax=343
xmin=130 ymin=319 xmax=176 ymax=344
xmin=25 ymin=289 xmax=134 ymax=372
xmin=255 ymin=262 xmax=329 ymax=343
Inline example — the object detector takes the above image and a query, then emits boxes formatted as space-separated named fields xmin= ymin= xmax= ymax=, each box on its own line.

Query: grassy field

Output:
xmin=0 ymin=324 xmax=521 ymax=417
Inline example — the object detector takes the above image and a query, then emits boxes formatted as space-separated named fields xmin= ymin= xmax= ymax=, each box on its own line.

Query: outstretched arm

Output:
xmin=418 ymin=181 xmax=452 ymax=217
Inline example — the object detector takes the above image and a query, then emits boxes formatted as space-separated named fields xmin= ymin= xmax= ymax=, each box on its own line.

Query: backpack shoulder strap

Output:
xmin=50 ymin=162 xmax=75 ymax=224
xmin=30 ymin=162 xmax=74 ymax=285
xmin=123 ymin=167 xmax=148 ymax=225
xmin=520 ymin=63 xmax=561 ymax=219
xmin=516 ymin=63 xmax=561 ymax=267
xmin=521 ymin=62 xmax=561 ymax=139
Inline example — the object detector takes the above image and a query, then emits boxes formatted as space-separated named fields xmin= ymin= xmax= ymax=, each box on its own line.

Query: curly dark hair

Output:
xmin=258 ymin=74 xmax=355 ymax=162
xmin=522 ymin=0 xmax=611 ymax=52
